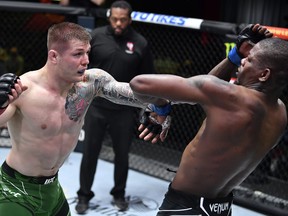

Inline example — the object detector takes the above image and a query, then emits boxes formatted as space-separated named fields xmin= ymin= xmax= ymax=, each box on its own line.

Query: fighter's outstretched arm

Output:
xmin=97 ymin=73 xmax=172 ymax=143
xmin=86 ymin=68 xmax=168 ymax=108
xmin=65 ymin=68 xmax=171 ymax=143
xmin=90 ymin=69 xmax=172 ymax=143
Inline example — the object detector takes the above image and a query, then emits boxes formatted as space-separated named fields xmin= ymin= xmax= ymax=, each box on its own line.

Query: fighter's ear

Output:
xmin=48 ymin=50 xmax=58 ymax=63
xmin=259 ymin=68 xmax=270 ymax=82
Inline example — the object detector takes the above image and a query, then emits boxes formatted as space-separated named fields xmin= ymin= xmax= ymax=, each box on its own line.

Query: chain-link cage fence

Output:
xmin=0 ymin=2 xmax=288 ymax=215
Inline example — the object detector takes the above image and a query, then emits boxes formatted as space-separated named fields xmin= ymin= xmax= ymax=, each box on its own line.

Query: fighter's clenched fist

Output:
xmin=0 ymin=73 xmax=20 ymax=108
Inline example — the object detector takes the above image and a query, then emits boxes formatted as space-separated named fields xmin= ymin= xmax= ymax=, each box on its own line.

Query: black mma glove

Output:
xmin=0 ymin=73 xmax=19 ymax=108
xmin=228 ymin=24 xmax=268 ymax=66
xmin=236 ymin=24 xmax=267 ymax=49
xmin=139 ymin=103 xmax=172 ymax=141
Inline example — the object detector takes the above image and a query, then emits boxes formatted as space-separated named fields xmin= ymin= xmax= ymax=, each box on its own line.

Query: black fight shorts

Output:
xmin=156 ymin=184 xmax=233 ymax=216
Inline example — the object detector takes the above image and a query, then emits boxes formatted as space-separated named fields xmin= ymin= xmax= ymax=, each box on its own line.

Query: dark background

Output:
xmin=6 ymin=0 xmax=288 ymax=27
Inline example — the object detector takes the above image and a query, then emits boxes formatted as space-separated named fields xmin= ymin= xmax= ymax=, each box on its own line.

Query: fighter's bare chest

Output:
xmin=19 ymin=93 xmax=82 ymax=134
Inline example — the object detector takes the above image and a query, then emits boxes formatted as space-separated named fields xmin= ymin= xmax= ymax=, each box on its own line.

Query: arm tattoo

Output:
xmin=89 ymin=70 xmax=148 ymax=108
xmin=65 ymin=69 xmax=147 ymax=121
xmin=65 ymin=81 xmax=95 ymax=122
xmin=101 ymin=79 xmax=147 ymax=109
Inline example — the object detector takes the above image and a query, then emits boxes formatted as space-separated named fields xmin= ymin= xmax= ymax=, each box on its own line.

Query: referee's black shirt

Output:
xmin=89 ymin=25 xmax=156 ymax=110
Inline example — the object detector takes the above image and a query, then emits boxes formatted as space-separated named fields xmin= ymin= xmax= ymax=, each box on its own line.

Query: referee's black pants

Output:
xmin=77 ymin=105 xmax=135 ymax=200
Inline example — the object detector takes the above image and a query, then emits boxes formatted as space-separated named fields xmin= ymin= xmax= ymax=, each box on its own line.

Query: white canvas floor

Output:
xmin=0 ymin=147 xmax=267 ymax=216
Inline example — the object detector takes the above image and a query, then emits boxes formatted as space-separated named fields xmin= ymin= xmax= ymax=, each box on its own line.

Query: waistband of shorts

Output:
xmin=167 ymin=183 xmax=233 ymax=206
xmin=1 ymin=161 xmax=58 ymax=185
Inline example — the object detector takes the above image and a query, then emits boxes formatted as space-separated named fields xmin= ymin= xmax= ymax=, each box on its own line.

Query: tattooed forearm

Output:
xmin=87 ymin=69 xmax=150 ymax=109
xmin=102 ymin=81 xmax=147 ymax=109
xmin=65 ymin=68 xmax=159 ymax=121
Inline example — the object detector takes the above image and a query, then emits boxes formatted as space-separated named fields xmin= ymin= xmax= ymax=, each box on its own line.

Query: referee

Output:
xmin=75 ymin=0 xmax=156 ymax=213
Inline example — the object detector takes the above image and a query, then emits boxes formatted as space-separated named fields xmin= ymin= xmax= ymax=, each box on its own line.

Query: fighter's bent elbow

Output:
xmin=129 ymin=75 xmax=145 ymax=93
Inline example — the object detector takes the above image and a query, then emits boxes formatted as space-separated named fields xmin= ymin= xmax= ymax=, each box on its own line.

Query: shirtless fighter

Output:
xmin=130 ymin=24 xmax=287 ymax=216
xmin=0 ymin=22 xmax=170 ymax=216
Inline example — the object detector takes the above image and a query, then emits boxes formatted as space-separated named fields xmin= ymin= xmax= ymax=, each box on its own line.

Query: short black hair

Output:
xmin=110 ymin=0 xmax=133 ymax=17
